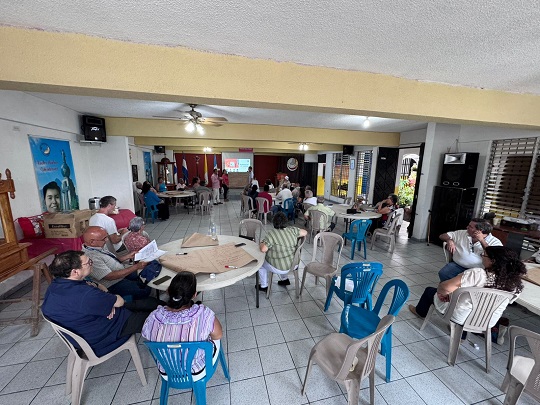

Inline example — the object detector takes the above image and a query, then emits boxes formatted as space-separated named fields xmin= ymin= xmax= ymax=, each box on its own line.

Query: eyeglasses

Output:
xmin=480 ymin=253 xmax=489 ymax=258
xmin=82 ymin=258 xmax=93 ymax=267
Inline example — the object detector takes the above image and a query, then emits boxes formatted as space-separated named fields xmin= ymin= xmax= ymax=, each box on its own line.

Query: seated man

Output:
xmin=89 ymin=196 xmax=128 ymax=252
xmin=305 ymin=196 xmax=336 ymax=231
xmin=438 ymin=218 xmax=502 ymax=281
xmin=271 ymin=184 xmax=293 ymax=214
xmin=82 ymin=226 xmax=151 ymax=299
xmin=195 ymin=179 xmax=212 ymax=197
xmin=303 ymin=189 xmax=317 ymax=205
xmin=41 ymin=250 xmax=160 ymax=357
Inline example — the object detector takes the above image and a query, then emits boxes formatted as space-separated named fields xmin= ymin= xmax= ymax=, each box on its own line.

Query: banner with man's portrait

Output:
xmin=28 ymin=136 xmax=80 ymax=213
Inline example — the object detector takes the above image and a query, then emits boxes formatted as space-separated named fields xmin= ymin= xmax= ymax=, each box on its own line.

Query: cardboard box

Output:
xmin=43 ymin=209 xmax=93 ymax=238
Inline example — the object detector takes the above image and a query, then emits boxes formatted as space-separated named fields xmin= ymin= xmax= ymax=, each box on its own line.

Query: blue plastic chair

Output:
xmin=340 ymin=279 xmax=410 ymax=382
xmin=283 ymin=198 xmax=295 ymax=222
xmin=143 ymin=194 xmax=159 ymax=223
xmin=145 ymin=341 xmax=230 ymax=405
xmin=324 ymin=261 xmax=383 ymax=311
xmin=342 ymin=219 xmax=372 ymax=260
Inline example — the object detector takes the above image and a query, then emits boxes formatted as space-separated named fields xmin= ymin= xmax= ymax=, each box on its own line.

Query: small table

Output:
xmin=157 ymin=191 xmax=196 ymax=213
xmin=149 ymin=235 xmax=266 ymax=307
xmin=331 ymin=204 xmax=382 ymax=233
xmin=516 ymin=280 xmax=540 ymax=315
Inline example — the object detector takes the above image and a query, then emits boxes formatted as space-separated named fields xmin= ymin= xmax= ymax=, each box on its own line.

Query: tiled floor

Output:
xmin=1 ymin=198 xmax=539 ymax=404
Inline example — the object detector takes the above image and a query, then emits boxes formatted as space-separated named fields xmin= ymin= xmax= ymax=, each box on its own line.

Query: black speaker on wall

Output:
xmin=429 ymin=186 xmax=478 ymax=246
xmin=154 ymin=145 xmax=166 ymax=154
xmin=440 ymin=152 xmax=479 ymax=188
xmin=317 ymin=154 xmax=326 ymax=163
xmin=343 ymin=145 xmax=354 ymax=155
xmin=81 ymin=115 xmax=106 ymax=142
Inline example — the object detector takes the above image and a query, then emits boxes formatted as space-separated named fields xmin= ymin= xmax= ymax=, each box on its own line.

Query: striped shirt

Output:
xmin=306 ymin=204 xmax=335 ymax=230
xmin=262 ymin=227 xmax=301 ymax=271
xmin=142 ymin=304 xmax=216 ymax=373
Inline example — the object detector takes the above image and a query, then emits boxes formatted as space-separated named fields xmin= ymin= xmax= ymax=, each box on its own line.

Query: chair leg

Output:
xmin=300 ymin=270 xmax=307 ymax=296
xmin=448 ymin=322 xmax=464 ymax=366
xmin=293 ymin=269 xmax=300 ymax=298
xmin=363 ymin=240 xmax=367 ymax=259
xmin=419 ymin=305 xmax=435 ymax=331
xmin=344 ymin=378 xmax=361 ymax=405
xmin=324 ymin=288 xmax=334 ymax=311
xmin=502 ymin=375 xmax=524 ymax=405
xmin=219 ymin=347 xmax=230 ymax=380
xmin=301 ymin=358 xmax=314 ymax=396
xmin=350 ymin=240 xmax=356 ymax=260
xmin=160 ymin=377 xmax=170 ymax=405
xmin=382 ymin=332 xmax=392 ymax=382
xmin=266 ymin=273 xmax=273 ymax=298
xmin=369 ymin=369 xmax=376 ymax=405
xmin=128 ymin=338 xmax=147 ymax=385
xmin=65 ymin=352 xmax=75 ymax=395
xmin=193 ymin=381 xmax=207 ymax=405
xmin=71 ymin=359 xmax=87 ymax=405
xmin=484 ymin=329 xmax=492 ymax=373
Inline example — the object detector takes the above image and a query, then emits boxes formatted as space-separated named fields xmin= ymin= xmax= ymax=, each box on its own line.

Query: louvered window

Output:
xmin=354 ymin=150 xmax=373 ymax=200
xmin=330 ymin=153 xmax=350 ymax=199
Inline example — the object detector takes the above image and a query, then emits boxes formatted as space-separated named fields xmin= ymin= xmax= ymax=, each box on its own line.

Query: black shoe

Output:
xmin=218 ymin=202 xmax=223 ymax=204
xmin=213 ymin=203 xmax=218 ymax=205
xmin=256 ymin=285 xmax=268 ymax=292
xmin=277 ymin=278 xmax=291 ymax=286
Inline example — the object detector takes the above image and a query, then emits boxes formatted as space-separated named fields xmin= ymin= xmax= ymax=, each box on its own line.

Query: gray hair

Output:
xmin=305 ymin=189 xmax=313 ymax=198
xmin=128 ymin=216 xmax=145 ymax=232
xmin=317 ymin=196 xmax=325 ymax=203
xmin=471 ymin=218 xmax=493 ymax=235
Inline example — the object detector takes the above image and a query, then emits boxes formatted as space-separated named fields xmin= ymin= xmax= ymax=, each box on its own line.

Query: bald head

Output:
xmin=83 ymin=226 xmax=108 ymax=246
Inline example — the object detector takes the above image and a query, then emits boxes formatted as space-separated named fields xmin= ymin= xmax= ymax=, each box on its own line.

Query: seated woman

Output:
xmin=248 ymin=184 xmax=259 ymax=201
xmin=409 ymin=246 xmax=526 ymax=340
xmin=374 ymin=193 xmax=399 ymax=227
xmin=142 ymin=272 xmax=223 ymax=378
xmin=124 ymin=217 xmax=151 ymax=252
xmin=157 ymin=176 xmax=167 ymax=193
xmin=141 ymin=182 xmax=170 ymax=220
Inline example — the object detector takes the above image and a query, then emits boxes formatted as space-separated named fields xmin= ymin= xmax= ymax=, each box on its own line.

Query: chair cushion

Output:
xmin=18 ymin=216 xmax=45 ymax=239
xmin=510 ymin=355 xmax=535 ymax=384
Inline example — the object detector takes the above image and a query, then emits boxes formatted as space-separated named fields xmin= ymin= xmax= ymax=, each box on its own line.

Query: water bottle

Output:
xmin=209 ymin=220 xmax=217 ymax=240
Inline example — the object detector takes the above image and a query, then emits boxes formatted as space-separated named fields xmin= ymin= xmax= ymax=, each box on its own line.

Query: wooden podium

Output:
xmin=0 ymin=169 xmax=56 ymax=336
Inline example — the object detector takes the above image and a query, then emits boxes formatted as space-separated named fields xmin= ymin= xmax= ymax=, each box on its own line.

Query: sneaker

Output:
xmin=256 ymin=285 xmax=268 ymax=292
xmin=217 ymin=202 xmax=223 ymax=204
xmin=277 ymin=278 xmax=291 ymax=286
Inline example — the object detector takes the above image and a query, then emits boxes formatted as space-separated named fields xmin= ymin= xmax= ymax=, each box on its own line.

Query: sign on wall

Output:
xmin=143 ymin=151 xmax=153 ymax=184
xmin=28 ymin=136 xmax=79 ymax=213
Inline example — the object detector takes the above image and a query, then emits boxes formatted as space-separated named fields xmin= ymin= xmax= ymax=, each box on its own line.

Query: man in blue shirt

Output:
xmin=42 ymin=250 xmax=159 ymax=356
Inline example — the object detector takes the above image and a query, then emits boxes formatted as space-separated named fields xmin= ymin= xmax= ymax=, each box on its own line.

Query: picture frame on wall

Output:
xmin=132 ymin=165 xmax=138 ymax=182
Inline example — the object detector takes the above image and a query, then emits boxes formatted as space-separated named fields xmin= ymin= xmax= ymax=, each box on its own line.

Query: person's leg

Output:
xmin=108 ymin=278 xmax=151 ymax=300
xmin=259 ymin=261 xmax=290 ymax=288
xmin=119 ymin=310 xmax=152 ymax=337
xmin=123 ymin=296 xmax=164 ymax=312
xmin=438 ymin=262 xmax=466 ymax=281
xmin=271 ymin=205 xmax=281 ymax=215
xmin=157 ymin=203 xmax=169 ymax=220
xmin=413 ymin=287 xmax=438 ymax=317
xmin=223 ymin=185 xmax=229 ymax=200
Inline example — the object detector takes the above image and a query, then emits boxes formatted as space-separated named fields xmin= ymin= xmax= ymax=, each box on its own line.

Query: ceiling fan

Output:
xmin=153 ymin=104 xmax=228 ymax=134
xmin=287 ymin=142 xmax=318 ymax=151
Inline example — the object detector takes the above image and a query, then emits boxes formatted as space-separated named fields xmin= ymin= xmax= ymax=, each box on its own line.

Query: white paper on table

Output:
xmin=134 ymin=240 xmax=167 ymax=262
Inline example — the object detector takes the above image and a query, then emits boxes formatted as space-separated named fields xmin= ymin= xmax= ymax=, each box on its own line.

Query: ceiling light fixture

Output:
xmin=362 ymin=117 xmax=371 ymax=129
xmin=299 ymin=143 xmax=309 ymax=151
xmin=185 ymin=121 xmax=195 ymax=133
xmin=196 ymin=123 xmax=205 ymax=135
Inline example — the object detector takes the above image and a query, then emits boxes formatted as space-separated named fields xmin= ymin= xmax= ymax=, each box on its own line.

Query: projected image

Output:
xmin=225 ymin=158 xmax=251 ymax=172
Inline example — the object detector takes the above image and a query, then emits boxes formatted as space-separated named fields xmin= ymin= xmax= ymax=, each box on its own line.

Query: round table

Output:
xmin=157 ymin=191 xmax=196 ymax=213
xmin=330 ymin=204 xmax=382 ymax=235
xmin=149 ymin=235 xmax=266 ymax=307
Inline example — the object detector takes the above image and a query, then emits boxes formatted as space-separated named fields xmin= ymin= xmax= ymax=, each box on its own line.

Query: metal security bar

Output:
xmin=355 ymin=150 xmax=373 ymax=200
xmin=330 ymin=153 xmax=350 ymax=199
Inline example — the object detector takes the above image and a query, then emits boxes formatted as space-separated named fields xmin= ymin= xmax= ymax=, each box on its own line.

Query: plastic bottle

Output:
xmin=209 ymin=220 xmax=217 ymax=240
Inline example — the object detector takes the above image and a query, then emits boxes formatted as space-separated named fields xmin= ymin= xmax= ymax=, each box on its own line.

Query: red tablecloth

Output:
xmin=110 ymin=209 xmax=136 ymax=229
xmin=22 ymin=236 xmax=83 ymax=258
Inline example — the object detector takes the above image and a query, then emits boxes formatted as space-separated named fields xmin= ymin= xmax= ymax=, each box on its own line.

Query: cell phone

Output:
xmin=235 ymin=242 xmax=246 ymax=247
xmin=153 ymin=275 xmax=171 ymax=285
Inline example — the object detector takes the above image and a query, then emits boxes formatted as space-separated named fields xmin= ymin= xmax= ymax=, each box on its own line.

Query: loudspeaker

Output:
xmin=429 ymin=186 xmax=478 ymax=246
xmin=154 ymin=145 xmax=166 ymax=154
xmin=343 ymin=145 xmax=354 ymax=155
xmin=440 ymin=152 xmax=479 ymax=188
xmin=81 ymin=115 xmax=106 ymax=142
xmin=317 ymin=154 xmax=326 ymax=163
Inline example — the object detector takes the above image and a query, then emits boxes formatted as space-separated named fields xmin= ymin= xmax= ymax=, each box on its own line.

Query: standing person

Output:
xmin=89 ymin=196 xmax=128 ymax=252
xmin=247 ymin=166 xmax=254 ymax=186
xmin=222 ymin=169 xmax=230 ymax=201
xmin=142 ymin=272 xmax=223 ymax=375
xmin=141 ymin=183 xmax=169 ymax=220
xmin=210 ymin=168 xmax=223 ymax=205
xmin=42 ymin=181 xmax=62 ymax=213
xmin=257 ymin=212 xmax=308 ymax=291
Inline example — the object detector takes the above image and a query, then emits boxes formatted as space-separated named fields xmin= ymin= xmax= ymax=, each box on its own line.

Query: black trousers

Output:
xmin=120 ymin=296 xmax=164 ymax=338
xmin=415 ymin=287 xmax=437 ymax=317
xmin=223 ymin=184 xmax=229 ymax=199
xmin=157 ymin=203 xmax=169 ymax=219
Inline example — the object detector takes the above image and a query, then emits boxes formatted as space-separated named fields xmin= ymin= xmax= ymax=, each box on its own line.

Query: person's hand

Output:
xmin=107 ymin=307 xmax=116 ymax=319
xmin=137 ymin=261 xmax=148 ymax=270
xmin=472 ymin=230 xmax=485 ymax=243
xmin=437 ymin=292 xmax=450 ymax=302
xmin=446 ymin=239 xmax=456 ymax=254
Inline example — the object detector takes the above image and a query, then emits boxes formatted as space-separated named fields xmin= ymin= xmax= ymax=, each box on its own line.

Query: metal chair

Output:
xmin=300 ymin=232 xmax=343 ymax=297
xmin=306 ymin=210 xmax=328 ymax=244
xmin=198 ymin=191 xmax=212 ymax=216
xmin=302 ymin=315 xmax=395 ymax=405
xmin=371 ymin=212 xmax=402 ymax=253
xmin=256 ymin=197 xmax=270 ymax=224
xmin=419 ymin=287 xmax=514 ymax=372
xmin=239 ymin=218 xmax=264 ymax=243
xmin=145 ymin=341 xmax=230 ymax=405
xmin=342 ymin=219 xmax=372 ymax=260
xmin=340 ymin=279 xmax=410 ymax=382
xmin=43 ymin=316 xmax=147 ymax=405
xmin=267 ymin=235 xmax=306 ymax=298
xmin=324 ymin=262 xmax=383 ymax=311
xmin=501 ymin=326 xmax=540 ymax=405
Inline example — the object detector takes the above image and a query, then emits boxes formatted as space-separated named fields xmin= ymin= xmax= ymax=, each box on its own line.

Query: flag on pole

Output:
xmin=182 ymin=152 xmax=189 ymax=182
xmin=204 ymin=154 xmax=209 ymax=183
xmin=213 ymin=154 xmax=218 ymax=170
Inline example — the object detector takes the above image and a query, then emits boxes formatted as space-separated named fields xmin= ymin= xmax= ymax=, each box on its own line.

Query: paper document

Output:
xmin=134 ymin=240 xmax=167 ymax=262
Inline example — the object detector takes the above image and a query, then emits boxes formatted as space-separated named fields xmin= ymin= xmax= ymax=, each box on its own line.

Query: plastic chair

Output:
xmin=302 ymin=315 xmax=395 ymax=405
xmin=241 ymin=194 xmax=256 ymax=218
xmin=442 ymin=241 xmax=453 ymax=263
xmin=324 ymin=262 xmax=383 ymax=312
xmin=145 ymin=341 xmax=230 ymax=405
xmin=137 ymin=192 xmax=146 ymax=218
xmin=43 ymin=316 xmax=147 ymax=405
xmin=283 ymin=198 xmax=295 ymax=222
xmin=267 ymin=236 xmax=306 ymax=298
xmin=198 ymin=191 xmax=212 ymax=216
xmin=501 ymin=326 xmax=540 ymax=405
xmin=306 ymin=209 xmax=328 ymax=244
xmin=340 ymin=279 xmax=410 ymax=382
xmin=393 ymin=208 xmax=404 ymax=237
xmin=300 ymin=232 xmax=343 ymax=297
xmin=419 ymin=286 xmax=514 ymax=372
xmin=370 ymin=212 xmax=402 ymax=253
xmin=342 ymin=219 xmax=372 ymax=260
xmin=256 ymin=197 xmax=270 ymax=224
xmin=239 ymin=218 xmax=264 ymax=243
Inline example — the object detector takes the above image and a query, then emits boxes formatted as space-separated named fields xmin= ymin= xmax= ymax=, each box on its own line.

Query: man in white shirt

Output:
xmin=303 ymin=189 xmax=317 ymax=205
xmin=89 ymin=196 xmax=128 ymax=252
xmin=438 ymin=218 xmax=502 ymax=281
xmin=271 ymin=184 xmax=293 ymax=214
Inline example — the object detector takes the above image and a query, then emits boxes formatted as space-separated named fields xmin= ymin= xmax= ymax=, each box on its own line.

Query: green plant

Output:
xmin=398 ymin=178 xmax=415 ymax=206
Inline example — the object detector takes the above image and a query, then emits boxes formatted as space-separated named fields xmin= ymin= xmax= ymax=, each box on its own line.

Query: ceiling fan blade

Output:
xmin=201 ymin=117 xmax=228 ymax=123
xmin=152 ymin=115 xmax=187 ymax=119
xmin=201 ymin=121 xmax=225 ymax=127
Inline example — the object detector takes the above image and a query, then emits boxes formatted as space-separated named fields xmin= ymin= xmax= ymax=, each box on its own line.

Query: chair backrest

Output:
xmin=302 ymin=202 xmax=314 ymax=212
xmin=239 ymin=219 xmax=264 ymax=242
xmin=382 ymin=212 xmax=402 ymax=234
xmin=283 ymin=198 xmax=294 ymax=213
xmin=255 ymin=197 xmax=270 ymax=213
xmin=445 ymin=287 xmax=514 ymax=333
xmin=290 ymin=236 xmax=306 ymax=271
xmin=143 ymin=194 xmax=158 ymax=211
xmin=145 ymin=341 xmax=215 ymax=388
xmin=349 ymin=219 xmax=372 ymax=239
xmin=372 ymin=279 xmax=410 ymax=316
xmin=394 ymin=208 xmax=404 ymax=227
xmin=507 ymin=325 xmax=540 ymax=400
xmin=309 ymin=210 xmax=328 ymax=231
xmin=336 ymin=314 xmax=395 ymax=381
xmin=341 ymin=262 xmax=383 ymax=305
xmin=312 ymin=232 xmax=343 ymax=270
xmin=44 ymin=316 xmax=100 ymax=362
xmin=199 ymin=191 xmax=211 ymax=205
xmin=138 ymin=192 xmax=145 ymax=206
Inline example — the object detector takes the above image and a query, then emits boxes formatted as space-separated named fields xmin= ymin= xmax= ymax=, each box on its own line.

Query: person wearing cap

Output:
xmin=280 ymin=175 xmax=291 ymax=190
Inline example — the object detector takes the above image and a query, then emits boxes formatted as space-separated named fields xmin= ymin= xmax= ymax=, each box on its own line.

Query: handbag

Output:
xmin=139 ymin=260 xmax=162 ymax=284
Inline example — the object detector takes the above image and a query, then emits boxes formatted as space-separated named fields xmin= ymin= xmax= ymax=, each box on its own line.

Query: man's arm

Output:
xmin=439 ymin=233 xmax=456 ymax=253
xmin=101 ymin=261 xmax=147 ymax=281
xmin=298 ymin=229 xmax=308 ymax=237
xmin=117 ymin=250 xmax=137 ymax=263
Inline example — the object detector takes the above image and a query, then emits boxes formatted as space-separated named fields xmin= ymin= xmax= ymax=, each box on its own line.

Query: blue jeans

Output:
xmin=271 ymin=205 xmax=282 ymax=215
xmin=108 ymin=272 xmax=151 ymax=300
xmin=438 ymin=262 xmax=466 ymax=282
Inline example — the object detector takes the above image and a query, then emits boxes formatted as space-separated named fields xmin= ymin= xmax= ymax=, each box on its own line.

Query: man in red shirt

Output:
xmin=257 ymin=184 xmax=273 ymax=216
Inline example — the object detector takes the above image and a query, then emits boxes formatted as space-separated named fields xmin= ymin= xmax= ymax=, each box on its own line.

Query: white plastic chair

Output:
xmin=419 ymin=287 xmax=514 ymax=372
xmin=442 ymin=241 xmax=453 ymax=263
xmin=239 ymin=218 xmax=265 ymax=243
xmin=370 ymin=212 xmax=402 ymax=253
xmin=256 ymin=197 xmax=270 ymax=224
xmin=501 ymin=325 xmax=540 ymax=405
xmin=241 ymin=194 xmax=256 ymax=218
xmin=198 ymin=191 xmax=212 ymax=216
xmin=43 ymin=316 xmax=147 ymax=405
xmin=302 ymin=315 xmax=395 ymax=405
xmin=306 ymin=210 xmax=328 ymax=244
xmin=267 ymin=236 xmax=306 ymax=298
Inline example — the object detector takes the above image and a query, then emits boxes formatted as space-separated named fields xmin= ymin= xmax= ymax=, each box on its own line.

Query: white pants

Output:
xmin=258 ymin=260 xmax=292 ymax=288
xmin=212 ymin=188 xmax=220 ymax=203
